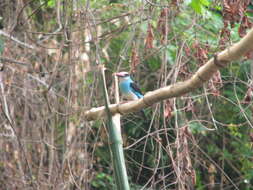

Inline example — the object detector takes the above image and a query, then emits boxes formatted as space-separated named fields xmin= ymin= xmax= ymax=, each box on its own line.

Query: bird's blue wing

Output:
xmin=130 ymin=82 xmax=143 ymax=98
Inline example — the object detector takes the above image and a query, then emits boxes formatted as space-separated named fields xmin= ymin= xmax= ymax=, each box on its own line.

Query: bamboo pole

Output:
xmin=100 ymin=66 xmax=130 ymax=190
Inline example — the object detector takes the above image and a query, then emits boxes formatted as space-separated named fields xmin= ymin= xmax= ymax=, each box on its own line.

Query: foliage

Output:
xmin=0 ymin=0 xmax=253 ymax=189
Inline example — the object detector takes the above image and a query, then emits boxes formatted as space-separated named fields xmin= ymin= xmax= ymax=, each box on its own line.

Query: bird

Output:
xmin=115 ymin=71 xmax=144 ymax=101
xmin=116 ymin=71 xmax=147 ymax=119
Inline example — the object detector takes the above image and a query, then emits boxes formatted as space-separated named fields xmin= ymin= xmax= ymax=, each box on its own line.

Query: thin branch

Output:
xmin=145 ymin=0 xmax=169 ymax=7
xmin=0 ymin=30 xmax=35 ymax=49
xmin=0 ymin=56 xmax=29 ymax=66
xmin=0 ymin=70 xmax=13 ymax=125
xmin=84 ymin=27 xmax=253 ymax=121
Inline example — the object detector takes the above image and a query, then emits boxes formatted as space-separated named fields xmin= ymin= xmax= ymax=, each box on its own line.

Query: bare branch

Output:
xmin=0 ymin=56 xmax=29 ymax=66
xmin=0 ymin=30 xmax=35 ymax=49
xmin=84 ymin=27 xmax=253 ymax=121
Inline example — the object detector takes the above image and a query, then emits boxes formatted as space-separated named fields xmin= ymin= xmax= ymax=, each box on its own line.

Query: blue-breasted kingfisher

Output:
xmin=116 ymin=71 xmax=146 ymax=119
xmin=116 ymin=72 xmax=144 ymax=100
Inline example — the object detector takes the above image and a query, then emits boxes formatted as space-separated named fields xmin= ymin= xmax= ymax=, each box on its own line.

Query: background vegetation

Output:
xmin=0 ymin=0 xmax=253 ymax=189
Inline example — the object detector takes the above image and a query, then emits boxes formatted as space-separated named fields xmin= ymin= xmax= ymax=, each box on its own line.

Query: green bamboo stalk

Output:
xmin=100 ymin=66 xmax=130 ymax=190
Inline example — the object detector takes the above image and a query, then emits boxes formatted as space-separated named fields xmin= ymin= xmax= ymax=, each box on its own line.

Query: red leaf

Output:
xmin=186 ymin=98 xmax=195 ymax=112
xmin=250 ymin=131 xmax=253 ymax=142
xmin=184 ymin=46 xmax=191 ymax=57
xmin=130 ymin=46 xmax=140 ymax=73
xmin=192 ymin=42 xmax=208 ymax=64
xmin=239 ymin=16 xmax=252 ymax=37
xmin=222 ymin=0 xmax=251 ymax=41
xmin=157 ymin=8 xmax=169 ymax=44
xmin=145 ymin=23 xmax=154 ymax=49
xmin=242 ymin=87 xmax=253 ymax=104
xmin=164 ymin=100 xmax=173 ymax=119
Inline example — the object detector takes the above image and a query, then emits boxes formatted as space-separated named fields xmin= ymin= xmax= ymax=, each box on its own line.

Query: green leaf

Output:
xmin=189 ymin=121 xmax=208 ymax=134
xmin=47 ymin=0 xmax=55 ymax=8
xmin=190 ymin=0 xmax=210 ymax=14
xmin=200 ymin=0 xmax=210 ymax=6
xmin=223 ymin=149 xmax=233 ymax=160
xmin=91 ymin=172 xmax=114 ymax=189
xmin=190 ymin=0 xmax=202 ymax=13
xmin=0 ymin=37 xmax=4 ymax=55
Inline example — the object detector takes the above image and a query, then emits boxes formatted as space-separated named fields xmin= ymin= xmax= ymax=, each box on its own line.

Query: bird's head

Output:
xmin=115 ymin=72 xmax=131 ymax=81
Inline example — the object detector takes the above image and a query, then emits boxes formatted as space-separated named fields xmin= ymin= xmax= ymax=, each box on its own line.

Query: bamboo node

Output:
xmin=142 ymin=96 xmax=152 ymax=107
xmin=196 ymin=73 xmax=207 ymax=83
xmin=116 ymin=104 xmax=124 ymax=115
xmin=213 ymin=54 xmax=229 ymax=68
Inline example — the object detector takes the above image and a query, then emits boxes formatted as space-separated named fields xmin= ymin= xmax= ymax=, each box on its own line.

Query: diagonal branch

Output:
xmin=0 ymin=30 xmax=35 ymax=49
xmin=85 ymin=27 xmax=253 ymax=121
